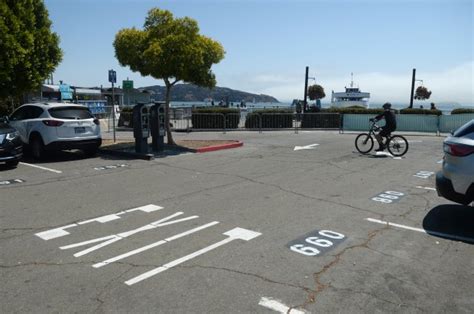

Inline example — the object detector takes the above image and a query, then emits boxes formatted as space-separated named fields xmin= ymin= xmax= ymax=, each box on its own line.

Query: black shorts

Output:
xmin=380 ymin=126 xmax=395 ymax=137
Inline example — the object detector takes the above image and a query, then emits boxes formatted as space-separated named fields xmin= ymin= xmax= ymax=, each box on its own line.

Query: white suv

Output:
xmin=8 ymin=103 xmax=102 ymax=159
xmin=436 ymin=119 xmax=474 ymax=205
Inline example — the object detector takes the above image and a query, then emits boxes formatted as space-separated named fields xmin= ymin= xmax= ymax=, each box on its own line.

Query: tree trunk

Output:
xmin=164 ymin=84 xmax=176 ymax=146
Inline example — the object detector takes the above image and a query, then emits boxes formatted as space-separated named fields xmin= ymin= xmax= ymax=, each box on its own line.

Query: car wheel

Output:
xmin=6 ymin=160 xmax=19 ymax=168
xmin=83 ymin=147 xmax=98 ymax=157
xmin=31 ymin=136 xmax=45 ymax=160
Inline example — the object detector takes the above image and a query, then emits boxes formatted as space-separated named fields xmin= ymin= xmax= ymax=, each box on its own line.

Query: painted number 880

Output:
xmin=372 ymin=191 xmax=404 ymax=204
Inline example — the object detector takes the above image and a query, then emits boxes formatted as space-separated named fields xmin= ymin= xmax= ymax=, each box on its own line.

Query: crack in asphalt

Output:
xmin=93 ymin=267 xmax=135 ymax=313
xmin=327 ymin=285 xmax=426 ymax=312
xmin=291 ymin=225 xmax=390 ymax=311
xmin=152 ymin=161 xmax=384 ymax=217
xmin=180 ymin=264 xmax=317 ymax=295
xmin=0 ymin=261 xmax=86 ymax=268
xmin=364 ymin=247 xmax=430 ymax=266
xmin=9 ymin=159 xmax=382 ymax=240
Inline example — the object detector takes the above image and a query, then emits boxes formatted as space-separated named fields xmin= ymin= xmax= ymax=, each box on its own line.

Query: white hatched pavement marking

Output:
xmin=93 ymin=221 xmax=219 ymax=268
xmin=20 ymin=162 xmax=62 ymax=173
xmin=259 ymin=297 xmax=305 ymax=314
xmin=366 ymin=218 xmax=474 ymax=243
xmin=60 ymin=212 xmax=199 ymax=257
xmin=125 ymin=227 xmax=261 ymax=286
xmin=35 ymin=204 xmax=162 ymax=240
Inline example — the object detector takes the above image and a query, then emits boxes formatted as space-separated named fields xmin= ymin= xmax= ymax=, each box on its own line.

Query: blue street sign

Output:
xmin=108 ymin=70 xmax=117 ymax=83
xmin=59 ymin=84 xmax=73 ymax=100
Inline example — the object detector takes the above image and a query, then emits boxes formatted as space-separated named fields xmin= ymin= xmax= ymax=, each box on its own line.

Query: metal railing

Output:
xmin=93 ymin=105 xmax=473 ymax=138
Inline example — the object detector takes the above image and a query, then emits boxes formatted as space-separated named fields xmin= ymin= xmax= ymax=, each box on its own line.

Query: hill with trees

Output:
xmin=140 ymin=83 xmax=279 ymax=103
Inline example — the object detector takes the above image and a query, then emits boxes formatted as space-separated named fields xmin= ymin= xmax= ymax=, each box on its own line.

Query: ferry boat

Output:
xmin=331 ymin=73 xmax=370 ymax=108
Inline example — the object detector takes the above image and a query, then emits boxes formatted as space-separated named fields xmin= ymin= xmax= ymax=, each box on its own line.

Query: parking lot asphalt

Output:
xmin=1 ymin=130 xmax=473 ymax=313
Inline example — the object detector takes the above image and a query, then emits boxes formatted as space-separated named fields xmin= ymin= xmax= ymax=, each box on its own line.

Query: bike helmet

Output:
xmin=383 ymin=102 xmax=392 ymax=109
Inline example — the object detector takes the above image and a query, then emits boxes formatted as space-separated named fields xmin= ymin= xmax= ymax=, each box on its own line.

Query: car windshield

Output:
xmin=453 ymin=120 xmax=474 ymax=139
xmin=48 ymin=107 xmax=93 ymax=120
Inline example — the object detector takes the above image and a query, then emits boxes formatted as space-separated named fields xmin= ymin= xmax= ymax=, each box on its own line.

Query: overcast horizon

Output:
xmin=44 ymin=0 xmax=473 ymax=105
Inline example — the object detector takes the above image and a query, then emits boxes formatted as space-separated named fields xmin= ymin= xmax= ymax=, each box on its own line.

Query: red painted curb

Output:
xmin=195 ymin=141 xmax=243 ymax=153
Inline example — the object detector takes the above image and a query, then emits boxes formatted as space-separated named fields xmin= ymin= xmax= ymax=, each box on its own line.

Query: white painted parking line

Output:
xmin=407 ymin=140 xmax=423 ymax=143
xmin=415 ymin=186 xmax=436 ymax=191
xmin=35 ymin=204 xmax=162 ymax=240
xmin=294 ymin=143 xmax=319 ymax=151
xmin=125 ymin=227 xmax=261 ymax=286
xmin=366 ymin=218 xmax=474 ymax=243
xmin=374 ymin=151 xmax=402 ymax=159
xmin=414 ymin=171 xmax=435 ymax=179
xmin=20 ymin=162 xmax=62 ymax=174
xmin=60 ymin=212 xmax=199 ymax=257
xmin=259 ymin=297 xmax=305 ymax=314
xmin=93 ymin=221 xmax=219 ymax=268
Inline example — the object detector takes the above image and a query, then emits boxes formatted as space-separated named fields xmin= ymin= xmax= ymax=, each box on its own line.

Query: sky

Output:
xmin=44 ymin=0 xmax=473 ymax=105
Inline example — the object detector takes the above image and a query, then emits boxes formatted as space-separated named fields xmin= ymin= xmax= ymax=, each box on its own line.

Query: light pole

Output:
xmin=409 ymin=68 xmax=416 ymax=108
xmin=108 ymin=69 xmax=117 ymax=142
xmin=304 ymin=66 xmax=309 ymax=112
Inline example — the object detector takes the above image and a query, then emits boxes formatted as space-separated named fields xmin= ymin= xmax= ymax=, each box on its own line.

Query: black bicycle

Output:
xmin=355 ymin=120 xmax=409 ymax=157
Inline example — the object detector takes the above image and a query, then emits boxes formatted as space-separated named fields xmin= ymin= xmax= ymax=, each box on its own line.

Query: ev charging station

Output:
xmin=133 ymin=102 xmax=166 ymax=154
xmin=150 ymin=102 xmax=166 ymax=151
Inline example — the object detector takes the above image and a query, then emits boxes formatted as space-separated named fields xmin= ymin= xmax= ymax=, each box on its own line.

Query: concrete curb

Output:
xmin=194 ymin=141 xmax=243 ymax=153
xmin=98 ymin=141 xmax=242 ymax=159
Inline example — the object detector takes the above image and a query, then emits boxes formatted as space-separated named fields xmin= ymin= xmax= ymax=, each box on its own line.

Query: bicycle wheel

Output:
xmin=387 ymin=135 xmax=409 ymax=157
xmin=355 ymin=133 xmax=374 ymax=154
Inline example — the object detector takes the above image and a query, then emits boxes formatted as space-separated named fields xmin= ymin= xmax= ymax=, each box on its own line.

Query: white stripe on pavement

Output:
xmin=93 ymin=221 xmax=219 ymax=268
xmin=366 ymin=218 xmax=474 ymax=243
xmin=258 ymin=297 xmax=305 ymax=314
xmin=125 ymin=227 xmax=261 ymax=285
xmin=415 ymin=186 xmax=436 ymax=191
xmin=60 ymin=212 xmax=199 ymax=257
xmin=20 ymin=162 xmax=62 ymax=173
xmin=35 ymin=204 xmax=163 ymax=240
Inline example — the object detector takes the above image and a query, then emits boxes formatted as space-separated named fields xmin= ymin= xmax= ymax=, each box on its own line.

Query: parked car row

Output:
xmin=1 ymin=102 xmax=102 ymax=167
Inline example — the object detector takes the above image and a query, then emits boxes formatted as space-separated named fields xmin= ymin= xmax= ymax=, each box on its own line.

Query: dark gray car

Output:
xmin=0 ymin=122 xmax=23 ymax=168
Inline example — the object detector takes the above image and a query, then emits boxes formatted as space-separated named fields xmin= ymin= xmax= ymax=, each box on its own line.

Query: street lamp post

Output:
xmin=304 ymin=66 xmax=309 ymax=112
xmin=108 ymin=69 xmax=117 ymax=142
xmin=408 ymin=69 xmax=425 ymax=109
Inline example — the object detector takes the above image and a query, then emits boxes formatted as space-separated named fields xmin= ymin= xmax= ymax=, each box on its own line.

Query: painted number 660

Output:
xmin=290 ymin=230 xmax=345 ymax=257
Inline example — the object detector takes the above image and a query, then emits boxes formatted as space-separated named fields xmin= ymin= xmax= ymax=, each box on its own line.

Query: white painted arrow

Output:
xmin=293 ymin=143 xmax=319 ymax=151
xmin=125 ymin=227 xmax=261 ymax=286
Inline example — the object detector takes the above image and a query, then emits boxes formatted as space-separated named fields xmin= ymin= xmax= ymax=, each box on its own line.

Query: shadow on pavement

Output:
xmin=18 ymin=149 xmax=132 ymax=165
xmin=423 ymin=204 xmax=474 ymax=244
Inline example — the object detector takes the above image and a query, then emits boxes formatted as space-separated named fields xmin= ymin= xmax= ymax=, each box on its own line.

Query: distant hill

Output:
xmin=139 ymin=83 xmax=279 ymax=103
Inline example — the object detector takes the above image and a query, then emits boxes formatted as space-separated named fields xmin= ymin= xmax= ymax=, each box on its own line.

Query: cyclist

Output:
xmin=370 ymin=102 xmax=397 ymax=151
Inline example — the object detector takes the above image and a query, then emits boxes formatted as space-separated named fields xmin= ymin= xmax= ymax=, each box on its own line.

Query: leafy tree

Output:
xmin=0 ymin=0 xmax=62 ymax=111
xmin=308 ymin=84 xmax=326 ymax=100
xmin=114 ymin=8 xmax=225 ymax=145
xmin=414 ymin=86 xmax=432 ymax=100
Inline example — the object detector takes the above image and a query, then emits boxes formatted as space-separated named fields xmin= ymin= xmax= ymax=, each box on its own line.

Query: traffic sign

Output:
xmin=123 ymin=80 xmax=133 ymax=90
xmin=108 ymin=70 xmax=116 ymax=83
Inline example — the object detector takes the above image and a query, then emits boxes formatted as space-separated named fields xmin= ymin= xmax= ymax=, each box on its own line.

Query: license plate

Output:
xmin=75 ymin=127 xmax=86 ymax=134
